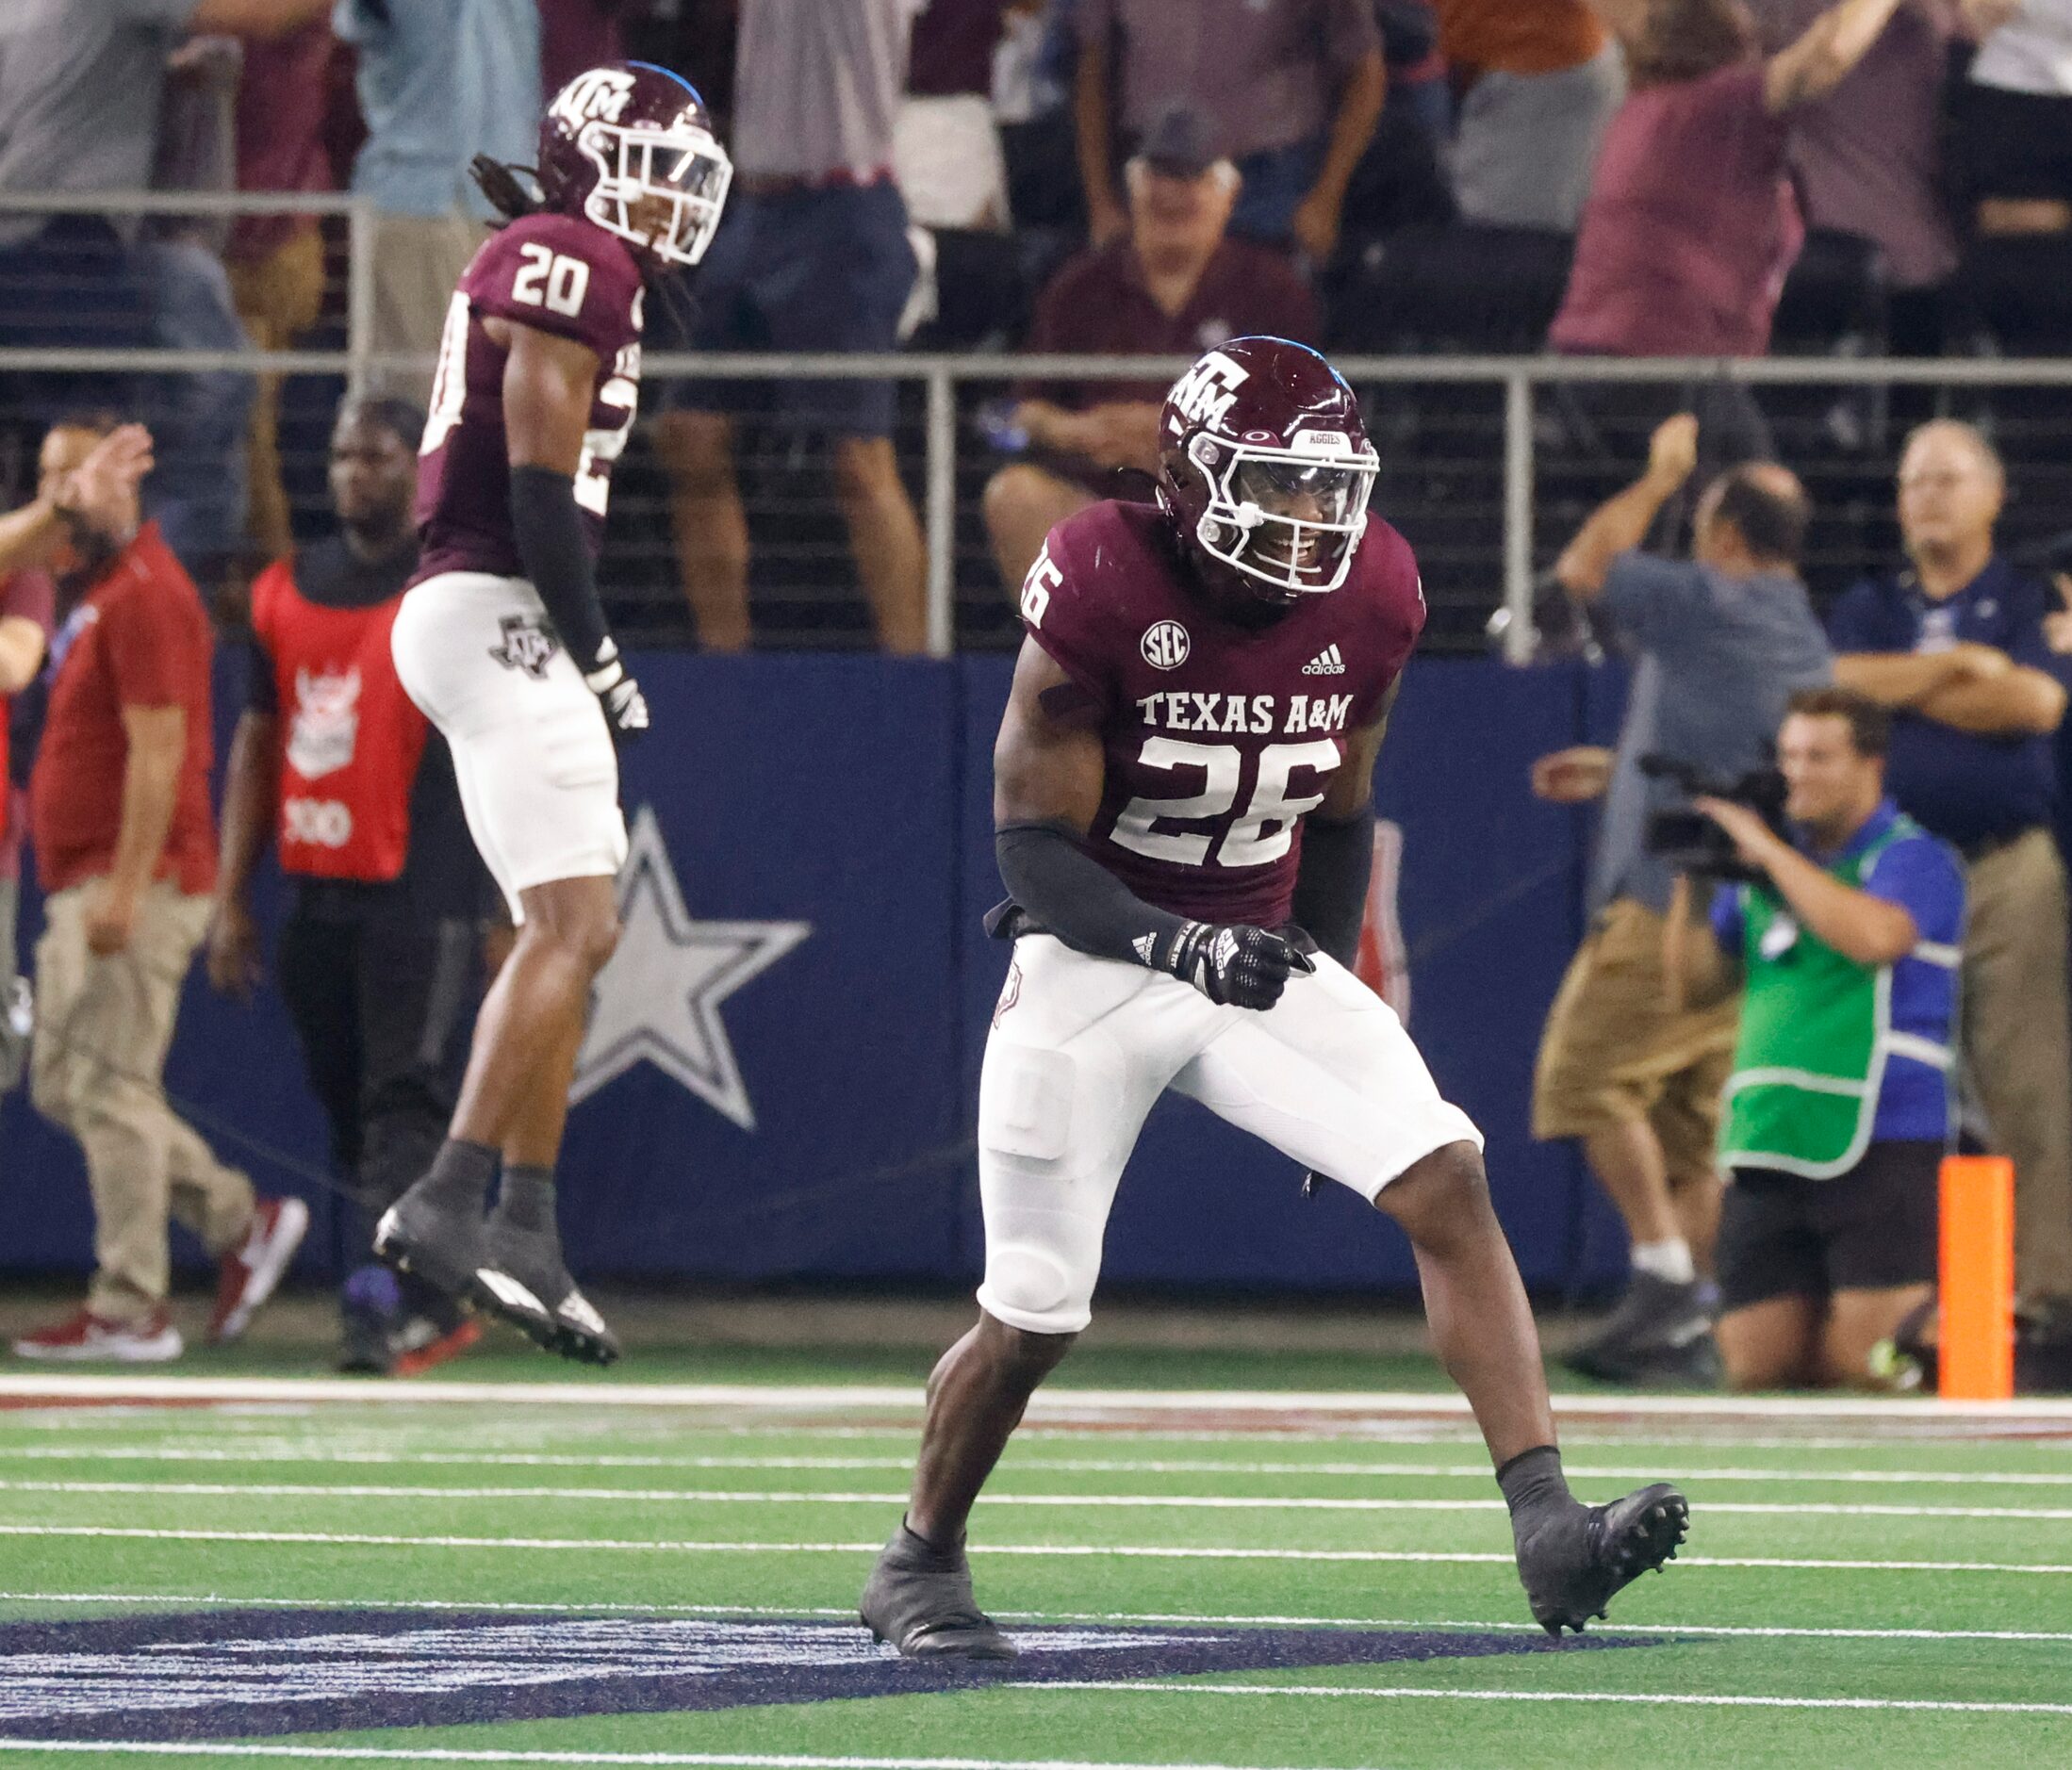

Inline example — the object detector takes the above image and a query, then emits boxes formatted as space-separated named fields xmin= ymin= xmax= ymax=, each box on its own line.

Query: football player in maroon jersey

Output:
xmin=862 ymin=337 xmax=1687 ymax=1655
xmin=374 ymin=63 xmax=732 ymax=1365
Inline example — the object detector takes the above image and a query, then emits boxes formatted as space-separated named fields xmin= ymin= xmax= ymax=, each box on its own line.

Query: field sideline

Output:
xmin=0 ymin=1362 xmax=2067 ymax=1769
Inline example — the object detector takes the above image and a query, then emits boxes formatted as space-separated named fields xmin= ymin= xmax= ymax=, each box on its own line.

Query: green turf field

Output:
xmin=1 ymin=1349 xmax=2068 ymax=1769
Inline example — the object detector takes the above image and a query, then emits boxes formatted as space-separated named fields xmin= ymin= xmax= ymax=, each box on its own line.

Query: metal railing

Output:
xmin=5 ymin=192 xmax=2071 ymax=654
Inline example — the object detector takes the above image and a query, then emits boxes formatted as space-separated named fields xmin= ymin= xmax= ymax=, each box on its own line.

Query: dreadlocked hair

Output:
xmin=470 ymin=156 xmax=545 ymax=225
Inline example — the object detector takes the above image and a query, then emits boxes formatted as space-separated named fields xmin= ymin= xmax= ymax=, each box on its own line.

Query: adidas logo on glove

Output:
xmin=1302 ymin=646 xmax=1346 ymax=676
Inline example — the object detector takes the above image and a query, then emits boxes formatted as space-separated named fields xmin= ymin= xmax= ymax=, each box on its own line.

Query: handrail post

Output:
xmin=924 ymin=368 xmax=956 ymax=658
xmin=1502 ymin=369 xmax=1535 ymax=664
xmin=346 ymin=196 xmax=374 ymax=397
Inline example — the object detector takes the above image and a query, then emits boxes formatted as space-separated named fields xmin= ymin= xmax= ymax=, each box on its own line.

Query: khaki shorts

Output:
xmin=1532 ymin=895 xmax=1739 ymax=1181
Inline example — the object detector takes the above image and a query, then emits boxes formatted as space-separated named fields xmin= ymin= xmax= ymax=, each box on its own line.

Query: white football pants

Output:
xmin=390 ymin=570 xmax=628 ymax=923
xmin=977 ymin=933 xmax=1483 ymax=1334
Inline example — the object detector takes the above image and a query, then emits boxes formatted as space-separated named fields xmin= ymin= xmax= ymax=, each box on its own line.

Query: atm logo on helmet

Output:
xmin=1168 ymin=351 xmax=1249 ymax=433
xmin=551 ymin=69 xmax=636 ymax=128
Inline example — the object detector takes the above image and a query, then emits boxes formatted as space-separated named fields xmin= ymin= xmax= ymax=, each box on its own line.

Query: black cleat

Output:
xmin=1516 ymin=1482 xmax=1688 ymax=1636
xmin=860 ymin=1524 xmax=1016 ymax=1660
xmin=373 ymin=1180 xmax=489 ymax=1304
xmin=474 ymin=1208 xmax=620 ymax=1366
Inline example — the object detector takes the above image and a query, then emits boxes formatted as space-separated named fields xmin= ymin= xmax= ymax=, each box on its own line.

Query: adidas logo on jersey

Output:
xmin=1302 ymin=645 xmax=1346 ymax=676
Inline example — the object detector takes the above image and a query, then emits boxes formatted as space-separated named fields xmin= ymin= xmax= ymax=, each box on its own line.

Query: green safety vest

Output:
xmin=1719 ymin=814 xmax=1959 ymax=1180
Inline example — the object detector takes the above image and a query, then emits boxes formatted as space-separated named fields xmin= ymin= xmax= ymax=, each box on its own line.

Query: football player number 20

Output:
xmin=1112 ymin=737 xmax=1340 ymax=868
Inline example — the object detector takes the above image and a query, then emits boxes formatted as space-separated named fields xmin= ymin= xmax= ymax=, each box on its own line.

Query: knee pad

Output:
xmin=978 ymin=1238 xmax=1091 ymax=1336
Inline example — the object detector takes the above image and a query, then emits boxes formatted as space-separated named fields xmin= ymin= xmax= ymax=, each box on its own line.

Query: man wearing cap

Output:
xmin=982 ymin=107 xmax=1320 ymax=592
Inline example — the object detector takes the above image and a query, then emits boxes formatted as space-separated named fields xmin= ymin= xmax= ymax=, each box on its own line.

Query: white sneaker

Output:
xmin=209 ymin=1194 xmax=311 ymax=1344
xmin=12 ymin=1308 xmax=184 ymax=1362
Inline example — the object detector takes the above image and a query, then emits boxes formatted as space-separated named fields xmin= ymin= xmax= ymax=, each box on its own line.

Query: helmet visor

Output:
xmin=1226 ymin=453 xmax=1374 ymax=582
xmin=595 ymin=123 xmax=734 ymax=265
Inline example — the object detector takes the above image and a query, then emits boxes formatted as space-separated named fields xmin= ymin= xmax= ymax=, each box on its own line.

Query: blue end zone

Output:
xmin=0 ymin=1609 xmax=1664 ymax=1742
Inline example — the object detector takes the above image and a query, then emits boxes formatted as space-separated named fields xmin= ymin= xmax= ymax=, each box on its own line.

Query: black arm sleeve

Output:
xmin=509 ymin=464 xmax=611 ymax=670
xmin=995 ymin=821 xmax=1193 ymax=967
xmin=1291 ymin=807 xmax=1374 ymax=969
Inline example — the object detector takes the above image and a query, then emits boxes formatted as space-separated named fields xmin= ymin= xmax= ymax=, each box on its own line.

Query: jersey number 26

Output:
xmin=1112 ymin=737 xmax=1341 ymax=869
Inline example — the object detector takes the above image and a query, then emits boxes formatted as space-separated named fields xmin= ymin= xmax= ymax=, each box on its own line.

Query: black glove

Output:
xmin=582 ymin=639 xmax=649 ymax=743
xmin=1154 ymin=921 xmax=1314 ymax=1011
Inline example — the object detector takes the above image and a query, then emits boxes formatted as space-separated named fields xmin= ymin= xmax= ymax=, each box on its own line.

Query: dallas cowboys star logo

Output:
xmin=570 ymin=806 xmax=811 ymax=1128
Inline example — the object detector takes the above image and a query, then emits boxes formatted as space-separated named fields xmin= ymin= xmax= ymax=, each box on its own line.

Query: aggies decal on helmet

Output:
xmin=1156 ymin=336 xmax=1380 ymax=608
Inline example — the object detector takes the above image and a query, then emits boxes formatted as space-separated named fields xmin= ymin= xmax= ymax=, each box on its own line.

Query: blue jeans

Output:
xmin=1230 ymin=136 xmax=1325 ymax=245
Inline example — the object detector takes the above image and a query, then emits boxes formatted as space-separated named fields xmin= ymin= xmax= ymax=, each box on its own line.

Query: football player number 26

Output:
xmin=1113 ymin=737 xmax=1341 ymax=868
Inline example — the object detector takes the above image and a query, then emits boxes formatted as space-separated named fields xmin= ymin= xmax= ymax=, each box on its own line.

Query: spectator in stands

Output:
xmin=981 ymin=107 xmax=1320 ymax=590
xmin=1700 ymin=688 xmax=1965 ymax=1392
xmin=209 ymin=397 xmax=485 ymax=1378
xmin=226 ymin=17 xmax=335 ymax=565
xmin=1949 ymin=0 xmax=2072 ymax=351
xmin=331 ymin=0 xmax=539 ymax=402
xmin=651 ymin=0 xmax=929 ymax=654
xmin=1530 ymin=414 xmax=1832 ymax=1385
xmin=897 ymin=0 xmax=1022 ymax=347
xmin=1437 ymin=0 xmax=1624 ymax=233
xmin=1553 ymin=0 xmax=1917 ymax=362
xmin=1329 ymin=3 xmax=1456 ymax=246
xmin=1828 ymin=421 xmax=2072 ymax=1338
xmin=1953 ymin=0 xmax=2072 ymax=239
xmin=1074 ymin=0 xmax=1386 ymax=260
xmin=10 ymin=414 xmax=308 ymax=1366
xmin=0 ymin=1 xmax=333 ymax=586
xmin=1747 ymin=0 xmax=1970 ymax=352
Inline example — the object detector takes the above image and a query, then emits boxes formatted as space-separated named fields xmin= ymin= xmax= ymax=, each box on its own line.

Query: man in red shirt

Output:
xmin=10 ymin=416 xmax=307 ymax=1365
xmin=982 ymin=107 xmax=1321 ymax=591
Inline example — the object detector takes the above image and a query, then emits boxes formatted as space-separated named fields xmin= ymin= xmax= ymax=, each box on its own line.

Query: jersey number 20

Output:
xmin=1112 ymin=737 xmax=1341 ymax=868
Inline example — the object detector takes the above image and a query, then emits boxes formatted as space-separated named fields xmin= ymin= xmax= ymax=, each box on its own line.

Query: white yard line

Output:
xmin=0 ymin=1748 xmax=1301 ymax=1769
xmin=6 ymin=1478 xmax=2070 ymax=1521
xmin=1042 ymin=1681 xmax=2072 ymax=1717
xmin=5 ymin=1589 xmax=2072 ymax=1645
xmin=8 ymin=1374 xmax=2072 ymax=1422
xmin=7 ymin=1447 xmax=2072 ymax=1487
xmin=0 ymin=1523 xmax=2064 ymax=1573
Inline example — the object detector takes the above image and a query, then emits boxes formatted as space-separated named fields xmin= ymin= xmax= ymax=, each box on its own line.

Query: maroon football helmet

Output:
xmin=1156 ymin=336 xmax=1379 ymax=606
xmin=537 ymin=61 xmax=732 ymax=267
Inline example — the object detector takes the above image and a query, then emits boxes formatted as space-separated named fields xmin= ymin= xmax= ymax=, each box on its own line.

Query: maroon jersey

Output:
xmin=413 ymin=213 xmax=646 ymax=585
xmin=1022 ymin=500 xmax=1424 ymax=927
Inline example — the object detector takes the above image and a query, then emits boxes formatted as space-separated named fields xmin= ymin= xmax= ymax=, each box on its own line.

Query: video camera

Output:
xmin=1639 ymin=754 xmax=1788 ymax=884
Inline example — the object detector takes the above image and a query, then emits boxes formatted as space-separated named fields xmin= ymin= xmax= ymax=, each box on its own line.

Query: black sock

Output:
xmin=497 ymin=1164 xmax=557 ymax=1233
xmin=1496 ymin=1446 xmax=1573 ymax=1524
xmin=900 ymin=1516 xmax=964 ymax=1562
xmin=419 ymin=1139 xmax=496 ymax=1213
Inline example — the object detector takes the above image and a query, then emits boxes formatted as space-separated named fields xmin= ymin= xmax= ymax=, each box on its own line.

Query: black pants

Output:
xmin=275 ymin=889 xmax=478 ymax=1263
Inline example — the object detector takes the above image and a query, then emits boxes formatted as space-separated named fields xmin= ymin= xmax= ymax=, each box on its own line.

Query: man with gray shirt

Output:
xmin=1530 ymin=415 xmax=1834 ymax=1383
xmin=651 ymin=0 xmax=929 ymax=655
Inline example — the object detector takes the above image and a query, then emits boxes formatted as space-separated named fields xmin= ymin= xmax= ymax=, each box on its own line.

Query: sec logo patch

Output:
xmin=1141 ymin=620 xmax=1191 ymax=669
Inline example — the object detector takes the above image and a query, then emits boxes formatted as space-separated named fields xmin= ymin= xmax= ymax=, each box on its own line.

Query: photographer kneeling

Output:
xmin=1698 ymin=689 xmax=1965 ymax=1391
